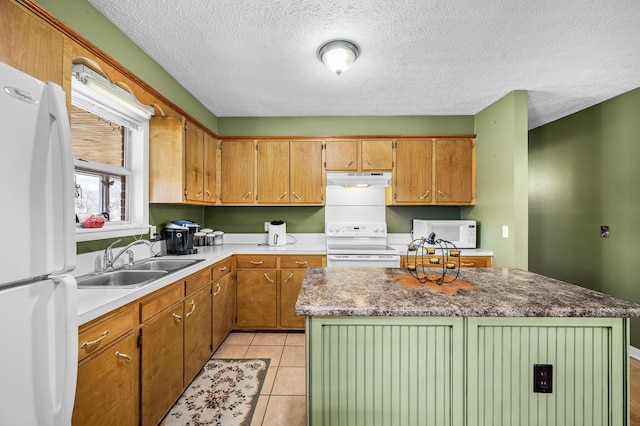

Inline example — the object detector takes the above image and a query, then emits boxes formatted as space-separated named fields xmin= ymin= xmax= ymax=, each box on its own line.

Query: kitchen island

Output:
xmin=295 ymin=267 xmax=640 ymax=426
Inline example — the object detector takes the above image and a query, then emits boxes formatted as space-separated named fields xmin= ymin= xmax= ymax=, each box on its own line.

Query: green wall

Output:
xmin=218 ymin=116 xmax=474 ymax=136
xmin=35 ymin=0 xmax=218 ymax=133
xmin=464 ymin=91 xmax=529 ymax=268
xmin=529 ymin=87 xmax=640 ymax=346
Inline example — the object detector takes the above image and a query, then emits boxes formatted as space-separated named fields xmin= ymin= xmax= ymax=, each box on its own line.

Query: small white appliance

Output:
xmin=0 ymin=61 xmax=78 ymax=425
xmin=412 ymin=219 xmax=477 ymax=248
xmin=268 ymin=220 xmax=287 ymax=246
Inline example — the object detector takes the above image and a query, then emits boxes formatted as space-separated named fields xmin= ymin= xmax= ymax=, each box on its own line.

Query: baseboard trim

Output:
xmin=630 ymin=345 xmax=640 ymax=360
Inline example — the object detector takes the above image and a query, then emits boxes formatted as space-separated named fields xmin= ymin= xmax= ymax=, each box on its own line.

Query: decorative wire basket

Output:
xmin=406 ymin=233 xmax=461 ymax=284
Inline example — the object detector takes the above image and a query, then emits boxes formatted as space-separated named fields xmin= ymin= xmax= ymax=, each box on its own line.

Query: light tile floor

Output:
xmin=212 ymin=331 xmax=306 ymax=426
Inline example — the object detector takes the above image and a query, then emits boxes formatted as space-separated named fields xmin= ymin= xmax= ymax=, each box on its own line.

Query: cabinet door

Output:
xmin=212 ymin=273 xmax=236 ymax=350
xmin=72 ymin=335 xmax=137 ymax=426
xmin=149 ymin=116 xmax=185 ymax=203
xmin=184 ymin=120 xmax=204 ymax=202
xmin=140 ymin=304 xmax=184 ymax=426
xmin=290 ymin=140 xmax=323 ymax=204
xmin=434 ymin=138 xmax=474 ymax=204
xmin=256 ymin=140 xmax=290 ymax=203
xmin=394 ymin=139 xmax=433 ymax=204
xmin=203 ymin=132 xmax=217 ymax=204
xmin=220 ymin=140 xmax=255 ymax=203
xmin=184 ymin=284 xmax=213 ymax=384
xmin=0 ymin=0 xmax=64 ymax=85
xmin=361 ymin=139 xmax=393 ymax=170
xmin=325 ymin=140 xmax=358 ymax=171
xmin=236 ymin=270 xmax=277 ymax=328
xmin=279 ymin=269 xmax=306 ymax=329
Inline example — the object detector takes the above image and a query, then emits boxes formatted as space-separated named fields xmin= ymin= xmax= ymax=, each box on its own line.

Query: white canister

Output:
xmin=205 ymin=233 xmax=216 ymax=246
xmin=212 ymin=231 xmax=224 ymax=245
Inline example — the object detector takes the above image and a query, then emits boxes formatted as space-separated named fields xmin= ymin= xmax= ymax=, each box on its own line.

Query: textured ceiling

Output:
xmin=88 ymin=0 xmax=640 ymax=129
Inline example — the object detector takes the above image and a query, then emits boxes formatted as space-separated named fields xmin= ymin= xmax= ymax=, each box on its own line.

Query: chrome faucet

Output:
xmin=103 ymin=239 xmax=152 ymax=271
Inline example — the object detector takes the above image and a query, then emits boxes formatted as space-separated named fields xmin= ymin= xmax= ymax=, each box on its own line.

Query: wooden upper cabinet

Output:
xmin=361 ymin=139 xmax=393 ymax=170
xmin=290 ymin=140 xmax=323 ymax=204
xmin=434 ymin=138 xmax=475 ymax=204
xmin=325 ymin=140 xmax=359 ymax=171
xmin=255 ymin=140 xmax=323 ymax=205
xmin=220 ymin=140 xmax=255 ymax=203
xmin=257 ymin=140 xmax=290 ymax=203
xmin=393 ymin=139 xmax=433 ymax=204
xmin=203 ymin=132 xmax=217 ymax=204
xmin=150 ymin=117 xmax=217 ymax=205
xmin=184 ymin=121 xmax=204 ymax=202
xmin=0 ymin=0 xmax=64 ymax=86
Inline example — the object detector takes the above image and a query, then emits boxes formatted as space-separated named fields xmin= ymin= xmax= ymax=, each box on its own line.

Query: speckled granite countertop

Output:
xmin=295 ymin=267 xmax=640 ymax=318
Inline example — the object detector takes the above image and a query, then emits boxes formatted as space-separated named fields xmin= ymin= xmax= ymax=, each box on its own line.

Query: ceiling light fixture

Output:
xmin=318 ymin=39 xmax=360 ymax=76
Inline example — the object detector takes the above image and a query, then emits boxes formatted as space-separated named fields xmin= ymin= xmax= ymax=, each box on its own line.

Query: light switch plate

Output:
xmin=502 ymin=225 xmax=509 ymax=238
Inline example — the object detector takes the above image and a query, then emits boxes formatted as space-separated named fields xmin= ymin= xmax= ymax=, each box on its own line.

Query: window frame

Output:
xmin=71 ymin=65 xmax=152 ymax=242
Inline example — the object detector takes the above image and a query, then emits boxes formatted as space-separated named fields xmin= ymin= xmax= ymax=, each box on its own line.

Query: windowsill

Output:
xmin=76 ymin=224 xmax=150 ymax=242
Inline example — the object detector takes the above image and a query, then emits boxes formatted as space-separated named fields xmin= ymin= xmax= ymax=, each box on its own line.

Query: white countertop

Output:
xmin=75 ymin=233 xmax=493 ymax=325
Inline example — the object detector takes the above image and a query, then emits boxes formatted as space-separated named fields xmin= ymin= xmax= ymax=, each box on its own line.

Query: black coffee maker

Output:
xmin=164 ymin=220 xmax=199 ymax=255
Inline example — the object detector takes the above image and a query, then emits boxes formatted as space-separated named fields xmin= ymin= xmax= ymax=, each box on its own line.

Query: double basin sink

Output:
xmin=77 ymin=258 xmax=205 ymax=289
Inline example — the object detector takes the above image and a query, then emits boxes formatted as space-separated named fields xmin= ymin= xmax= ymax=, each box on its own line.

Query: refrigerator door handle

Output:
xmin=47 ymin=83 xmax=76 ymax=274
xmin=52 ymin=275 xmax=78 ymax=426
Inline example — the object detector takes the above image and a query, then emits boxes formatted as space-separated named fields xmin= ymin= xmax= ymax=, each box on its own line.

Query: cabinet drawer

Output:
xmin=211 ymin=258 xmax=232 ymax=281
xmin=78 ymin=306 xmax=134 ymax=362
xmin=236 ymin=255 xmax=277 ymax=269
xmin=185 ymin=267 xmax=211 ymax=296
xmin=281 ymin=255 xmax=324 ymax=268
xmin=140 ymin=282 xmax=183 ymax=323
xmin=458 ymin=256 xmax=492 ymax=268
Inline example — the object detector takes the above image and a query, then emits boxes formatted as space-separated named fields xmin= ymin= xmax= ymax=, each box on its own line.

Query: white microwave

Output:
xmin=412 ymin=219 xmax=477 ymax=248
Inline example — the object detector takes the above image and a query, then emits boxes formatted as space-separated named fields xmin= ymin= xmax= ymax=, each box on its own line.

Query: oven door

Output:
xmin=327 ymin=254 xmax=400 ymax=268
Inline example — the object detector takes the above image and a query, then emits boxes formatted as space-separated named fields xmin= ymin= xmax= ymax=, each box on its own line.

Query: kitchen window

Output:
xmin=71 ymin=64 xmax=153 ymax=241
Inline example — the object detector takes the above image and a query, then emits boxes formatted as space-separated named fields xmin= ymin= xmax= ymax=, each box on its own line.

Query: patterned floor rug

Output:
xmin=160 ymin=358 xmax=270 ymax=426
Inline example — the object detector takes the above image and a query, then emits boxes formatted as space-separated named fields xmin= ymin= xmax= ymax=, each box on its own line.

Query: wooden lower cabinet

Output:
xmin=236 ymin=255 xmax=325 ymax=330
xmin=73 ymin=334 xmax=137 ymax=426
xmin=183 ymin=283 xmax=213 ymax=384
xmin=280 ymin=269 xmax=307 ymax=328
xmin=140 ymin=300 xmax=184 ymax=426
xmin=213 ymin=272 xmax=236 ymax=350
xmin=236 ymin=269 xmax=278 ymax=328
xmin=401 ymin=255 xmax=492 ymax=269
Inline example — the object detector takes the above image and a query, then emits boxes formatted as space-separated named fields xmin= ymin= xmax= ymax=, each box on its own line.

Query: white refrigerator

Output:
xmin=0 ymin=61 xmax=78 ymax=425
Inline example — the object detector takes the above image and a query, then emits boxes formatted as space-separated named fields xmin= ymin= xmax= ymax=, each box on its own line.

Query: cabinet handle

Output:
xmin=250 ymin=261 xmax=263 ymax=265
xmin=292 ymin=192 xmax=302 ymax=200
xmin=213 ymin=283 xmax=221 ymax=296
xmin=186 ymin=300 xmax=196 ymax=318
xmin=219 ymin=266 xmax=228 ymax=271
xmin=195 ymin=189 xmax=203 ymax=197
xmin=263 ymin=273 xmax=274 ymax=284
xmin=345 ymin=159 xmax=354 ymax=167
xmin=242 ymin=191 xmax=252 ymax=200
xmin=172 ymin=313 xmax=182 ymax=324
xmin=294 ymin=261 xmax=308 ymax=265
xmin=81 ymin=331 xmax=109 ymax=349
xmin=364 ymin=157 xmax=372 ymax=166
xmin=461 ymin=262 xmax=474 ymax=267
xmin=438 ymin=190 xmax=448 ymax=199
xmin=277 ymin=191 xmax=288 ymax=200
xmin=115 ymin=351 xmax=132 ymax=363
xmin=284 ymin=272 xmax=294 ymax=284
xmin=205 ymin=190 xmax=212 ymax=199
xmin=419 ymin=190 xmax=430 ymax=200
